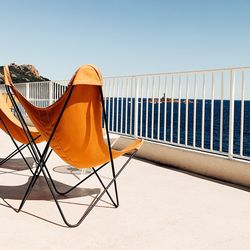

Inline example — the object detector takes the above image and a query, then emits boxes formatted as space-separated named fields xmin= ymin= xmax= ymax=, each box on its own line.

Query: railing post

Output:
xmin=25 ymin=82 xmax=30 ymax=101
xmin=228 ymin=70 xmax=235 ymax=159
xmin=134 ymin=76 xmax=139 ymax=138
xmin=49 ymin=81 xmax=53 ymax=105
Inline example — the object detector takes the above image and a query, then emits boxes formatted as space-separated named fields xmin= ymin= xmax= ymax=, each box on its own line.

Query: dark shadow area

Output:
xmin=0 ymin=157 xmax=35 ymax=172
xmin=0 ymin=175 xmax=100 ymax=201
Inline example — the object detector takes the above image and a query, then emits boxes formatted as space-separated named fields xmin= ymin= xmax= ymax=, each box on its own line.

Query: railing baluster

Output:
xmin=130 ymin=78 xmax=133 ymax=135
xmin=201 ymin=73 xmax=206 ymax=149
xmin=26 ymin=82 xmax=30 ymax=101
xmin=56 ymin=83 xmax=58 ymax=103
xmin=105 ymin=82 xmax=108 ymax=126
xmin=140 ymin=78 xmax=144 ymax=137
xmin=170 ymin=75 xmax=174 ymax=143
xmin=49 ymin=81 xmax=53 ymax=105
xmin=220 ymin=72 xmax=224 ymax=152
xmin=103 ymin=81 xmax=107 ymax=124
xmin=157 ymin=76 xmax=161 ymax=140
xmin=193 ymin=74 xmax=197 ymax=147
xmin=134 ymin=77 xmax=139 ymax=137
xmin=151 ymin=77 xmax=155 ymax=139
xmin=177 ymin=75 xmax=182 ymax=144
xmin=120 ymin=78 xmax=124 ymax=133
xmin=116 ymin=79 xmax=119 ymax=133
xmin=145 ymin=77 xmax=149 ymax=138
xmin=163 ymin=76 xmax=168 ymax=141
xmin=112 ymin=79 xmax=116 ymax=132
xmin=229 ymin=70 xmax=235 ymax=159
xmin=240 ymin=71 xmax=245 ymax=156
xmin=210 ymin=72 xmax=215 ymax=151
xmin=108 ymin=80 xmax=112 ymax=131
xmin=125 ymin=78 xmax=129 ymax=134
xmin=185 ymin=75 xmax=189 ymax=146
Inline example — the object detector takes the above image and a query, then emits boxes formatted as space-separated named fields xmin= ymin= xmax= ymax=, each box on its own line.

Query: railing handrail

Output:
xmin=104 ymin=66 xmax=250 ymax=79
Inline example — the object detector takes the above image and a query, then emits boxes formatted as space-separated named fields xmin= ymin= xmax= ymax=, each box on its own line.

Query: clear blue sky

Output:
xmin=1 ymin=0 xmax=250 ymax=79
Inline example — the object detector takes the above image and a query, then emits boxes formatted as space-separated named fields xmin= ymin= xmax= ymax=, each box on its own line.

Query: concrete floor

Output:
xmin=1 ymin=130 xmax=250 ymax=250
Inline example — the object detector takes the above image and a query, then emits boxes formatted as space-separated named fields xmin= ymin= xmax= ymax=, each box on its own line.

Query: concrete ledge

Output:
xmin=113 ymin=136 xmax=250 ymax=188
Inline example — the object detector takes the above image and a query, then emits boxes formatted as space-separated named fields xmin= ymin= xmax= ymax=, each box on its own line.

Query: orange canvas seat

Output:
xmin=3 ymin=64 xmax=143 ymax=227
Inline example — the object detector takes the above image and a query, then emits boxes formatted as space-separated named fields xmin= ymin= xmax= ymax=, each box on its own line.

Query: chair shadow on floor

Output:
xmin=0 ymin=175 xmax=100 ymax=201
xmin=0 ymin=157 xmax=35 ymax=173
xmin=0 ymin=158 xmax=100 ymax=201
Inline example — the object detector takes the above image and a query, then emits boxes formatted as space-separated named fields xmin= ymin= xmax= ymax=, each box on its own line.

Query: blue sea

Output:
xmin=106 ymin=98 xmax=250 ymax=157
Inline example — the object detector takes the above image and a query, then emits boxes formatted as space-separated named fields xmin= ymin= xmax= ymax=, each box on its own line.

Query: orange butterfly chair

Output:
xmin=4 ymin=64 xmax=143 ymax=227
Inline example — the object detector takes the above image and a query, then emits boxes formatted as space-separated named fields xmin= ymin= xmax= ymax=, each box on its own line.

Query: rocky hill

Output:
xmin=0 ymin=63 xmax=49 ymax=84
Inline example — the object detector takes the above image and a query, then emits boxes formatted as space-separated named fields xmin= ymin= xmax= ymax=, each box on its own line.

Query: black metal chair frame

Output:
xmin=5 ymin=84 xmax=138 ymax=227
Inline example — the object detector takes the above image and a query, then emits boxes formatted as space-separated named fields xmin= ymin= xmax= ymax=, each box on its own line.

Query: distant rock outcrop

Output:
xmin=0 ymin=63 xmax=49 ymax=84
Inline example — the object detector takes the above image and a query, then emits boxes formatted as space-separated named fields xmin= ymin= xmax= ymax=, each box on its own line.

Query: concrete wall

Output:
xmin=113 ymin=136 xmax=250 ymax=188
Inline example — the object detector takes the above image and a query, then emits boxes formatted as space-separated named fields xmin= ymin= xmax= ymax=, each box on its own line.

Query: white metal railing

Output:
xmin=0 ymin=66 xmax=250 ymax=161
xmin=103 ymin=67 xmax=250 ymax=161
xmin=0 ymin=80 xmax=68 ymax=107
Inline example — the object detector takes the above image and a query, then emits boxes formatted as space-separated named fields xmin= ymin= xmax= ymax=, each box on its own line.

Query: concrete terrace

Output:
xmin=1 ymin=129 xmax=250 ymax=250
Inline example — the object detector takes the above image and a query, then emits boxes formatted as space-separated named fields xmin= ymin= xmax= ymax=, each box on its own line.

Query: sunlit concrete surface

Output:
xmin=1 ymin=129 xmax=250 ymax=250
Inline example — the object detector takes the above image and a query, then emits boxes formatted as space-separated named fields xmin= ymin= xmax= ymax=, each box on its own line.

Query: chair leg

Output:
xmin=17 ymin=164 xmax=41 ymax=212
xmin=92 ymin=168 xmax=118 ymax=208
